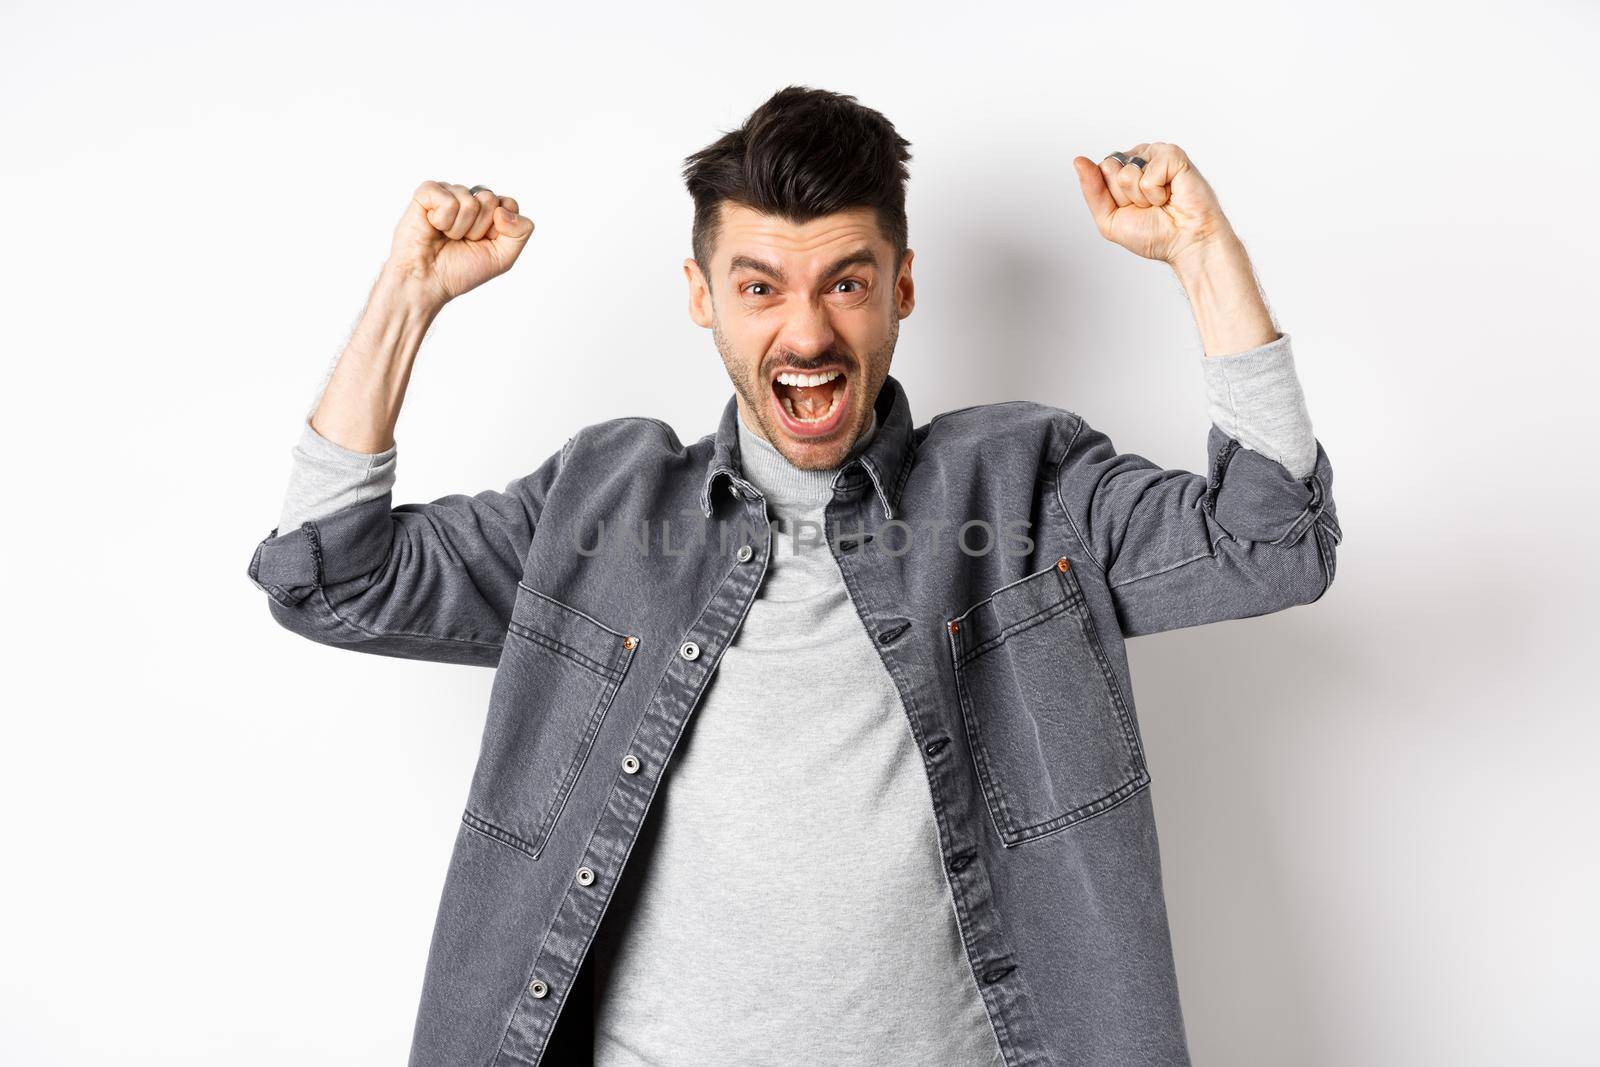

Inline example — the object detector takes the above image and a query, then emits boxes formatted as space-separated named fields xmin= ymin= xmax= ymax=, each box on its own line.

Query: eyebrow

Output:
xmin=728 ymin=248 xmax=879 ymax=284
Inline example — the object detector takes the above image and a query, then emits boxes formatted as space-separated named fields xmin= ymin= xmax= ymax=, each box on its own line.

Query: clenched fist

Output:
xmin=1071 ymin=143 xmax=1233 ymax=266
xmin=387 ymin=180 xmax=536 ymax=308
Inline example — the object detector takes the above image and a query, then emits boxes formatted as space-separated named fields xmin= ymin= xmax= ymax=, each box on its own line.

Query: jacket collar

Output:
xmin=699 ymin=373 xmax=915 ymax=521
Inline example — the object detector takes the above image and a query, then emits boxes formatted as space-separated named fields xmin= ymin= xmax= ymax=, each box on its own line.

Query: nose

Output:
xmin=776 ymin=295 xmax=837 ymax=362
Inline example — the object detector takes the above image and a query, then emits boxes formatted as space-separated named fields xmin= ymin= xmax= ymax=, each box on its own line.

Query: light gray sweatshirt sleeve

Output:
xmin=274 ymin=355 xmax=397 ymax=533
xmin=275 ymin=417 xmax=397 ymax=533
xmin=1198 ymin=330 xmax=1318 ymax=479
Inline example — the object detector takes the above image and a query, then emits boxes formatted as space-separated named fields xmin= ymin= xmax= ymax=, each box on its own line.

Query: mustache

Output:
xmin=764 ymin=350 xmax=856 ymax=376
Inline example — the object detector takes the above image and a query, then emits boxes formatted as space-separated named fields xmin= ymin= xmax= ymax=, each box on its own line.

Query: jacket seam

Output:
xmin=300 ymin=520 xmax=325 ymax=587
xmin=1052 ymin=414 xmax=1111 ymax=578
xmin=1308 ymin=514 xmax=1337 ymax=603
xmin=928 ymin=397 xmax=1054 ymax=427
xmin=461 ymin=811 xmax=541 ymax=857
xmin=257 ymin=580 xmax=298 ymax=608
xmin=999 ymin=775 xmax=1153 ymax=845
xmin=505 ymin=620 xmax=626 ymax=681
xmin=314 ymin=585 xmax=505 ymax=650
xmin=1264 ymin=470 xmax=1327 ymax=549
xmin=1106 ymin=547 xmax=1222 ymax=589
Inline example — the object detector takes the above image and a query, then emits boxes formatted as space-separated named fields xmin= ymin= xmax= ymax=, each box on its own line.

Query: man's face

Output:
xmin=685 ymin=203 xmax=915 ymax=470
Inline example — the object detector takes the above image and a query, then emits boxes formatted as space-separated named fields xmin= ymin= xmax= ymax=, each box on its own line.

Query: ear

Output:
xmin=894 ymin=248 xmax=916 ymax=319
xmin=684 ymin=258 xmax=714 ymax=328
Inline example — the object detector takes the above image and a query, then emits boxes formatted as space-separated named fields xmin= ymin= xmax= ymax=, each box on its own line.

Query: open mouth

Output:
xmin=770 ymin=367 xmax=850 ymax=439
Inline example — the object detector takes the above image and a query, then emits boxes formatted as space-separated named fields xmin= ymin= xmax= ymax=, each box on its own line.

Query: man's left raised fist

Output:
xmin=1071 ymin=142 xmax=1234 ymax=265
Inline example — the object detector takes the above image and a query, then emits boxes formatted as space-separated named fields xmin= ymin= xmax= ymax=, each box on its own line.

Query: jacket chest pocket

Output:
xmin=947 ymin=557 xmax=1149 ymax=847
xmin=463 ymin=582 xmax=636 ymax=859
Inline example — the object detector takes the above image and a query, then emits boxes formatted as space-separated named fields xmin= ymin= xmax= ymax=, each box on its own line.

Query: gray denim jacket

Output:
xmin=247 ymin=372 xmax=1341 ymax=1066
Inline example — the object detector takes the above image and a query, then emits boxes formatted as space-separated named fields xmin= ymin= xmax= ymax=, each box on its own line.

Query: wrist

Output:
xmin=376 ymin=259 xmax=449 ymax=317
xmin=1168 ymin=226 xmax=1245 ymax=288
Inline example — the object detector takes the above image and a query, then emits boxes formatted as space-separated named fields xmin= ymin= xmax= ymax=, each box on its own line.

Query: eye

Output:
xmin=743 ymin=282 xmax=772 ymax=296
xmin=833 ymin=279 xmax=864 ymax=294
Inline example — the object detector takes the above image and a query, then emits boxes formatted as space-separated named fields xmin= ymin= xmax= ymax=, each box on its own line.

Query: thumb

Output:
xmin=491 ymin=205 xmax=535 ymax=248
xmin=1072 ymin=156 xmax=1116 ymax=231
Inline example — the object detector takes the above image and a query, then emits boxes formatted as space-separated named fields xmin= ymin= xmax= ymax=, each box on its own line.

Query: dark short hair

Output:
xmin=682 ymin=85 xmax=913 ymax=280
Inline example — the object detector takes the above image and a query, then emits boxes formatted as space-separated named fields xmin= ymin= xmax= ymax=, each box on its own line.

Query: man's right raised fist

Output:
xmin=387 ymin=180 xmax=536 ymax=307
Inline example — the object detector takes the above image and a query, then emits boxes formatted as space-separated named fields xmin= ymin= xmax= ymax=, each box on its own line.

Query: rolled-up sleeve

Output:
xmin=1054 ymin=333 xmax=1342 ymax=637
xmin=276 ymin=417 xmax=398 ymax=533
xmin=247 ymin=440 xmax=569 ymax=668
xmin=1199 ymin=330 xmax=1318 ymax=479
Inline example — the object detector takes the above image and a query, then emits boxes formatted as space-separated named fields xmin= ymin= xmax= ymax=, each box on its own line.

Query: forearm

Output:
xmin=1164 ymin=231 xmax=1316 ymax=479
xmin=310 ymin=264 xmax=444 ymax=454
xmin=274 ymin=264 xmax=432 ymax=532
xmin=1169 ymin=231 xmax=1278 ymax=359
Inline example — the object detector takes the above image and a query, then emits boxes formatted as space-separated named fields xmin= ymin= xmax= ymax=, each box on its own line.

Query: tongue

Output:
xmin=780 ymin=381 xmax=836 ymax=420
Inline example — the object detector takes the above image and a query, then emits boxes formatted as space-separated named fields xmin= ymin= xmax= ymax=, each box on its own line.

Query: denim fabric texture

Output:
xmin=247 ymin=372 xmax=1342 ymax=1066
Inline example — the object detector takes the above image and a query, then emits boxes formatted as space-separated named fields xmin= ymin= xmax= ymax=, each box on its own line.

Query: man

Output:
xmin=248 ymin=85 xmax=1340 ymax=1066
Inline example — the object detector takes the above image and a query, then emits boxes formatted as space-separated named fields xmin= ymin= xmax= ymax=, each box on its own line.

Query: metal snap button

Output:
xmin=528 ymin=979 xmax=548 ymax=998
xmin=623 ymin=635 xmax=638 ymax=650
xmin=622 ymin=754 xmax=640 ymax=774
xmin=736 ymin=544 xmax=753 ymax=563
xmin=679 ymin=640 xmax=700 ymax=661
xmin=1057 ymin=556 xmax=1070 ymax=571
xmin=576 ymin=866 xmax=595 ymax=886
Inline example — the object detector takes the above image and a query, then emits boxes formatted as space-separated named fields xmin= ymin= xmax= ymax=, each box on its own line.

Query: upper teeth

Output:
xmin=776 ymin=369 xmax=842 ymax=388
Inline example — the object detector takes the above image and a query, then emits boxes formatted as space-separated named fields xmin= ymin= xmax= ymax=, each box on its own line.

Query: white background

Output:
xmin=3 ymin=1 xmax=1596 ymax=1063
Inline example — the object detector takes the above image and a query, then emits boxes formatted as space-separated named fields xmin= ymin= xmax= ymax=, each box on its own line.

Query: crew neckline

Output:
xmin=735 ymin=406 xmax=879 ymax=514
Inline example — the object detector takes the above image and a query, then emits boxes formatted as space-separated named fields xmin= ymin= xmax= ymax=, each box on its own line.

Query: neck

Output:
xmin=735 ymin=408 xmax=879 ymax=514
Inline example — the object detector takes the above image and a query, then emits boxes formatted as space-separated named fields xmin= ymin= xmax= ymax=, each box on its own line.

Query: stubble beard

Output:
xmin=712 ymin=313 xmax=898 ymax=472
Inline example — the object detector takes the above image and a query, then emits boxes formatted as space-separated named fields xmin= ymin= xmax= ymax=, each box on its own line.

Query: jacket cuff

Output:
xmin=1204 ymin=421 xmax=1340 ymax=548
xmin=248 ymin=493 xmax=396 ymax=607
